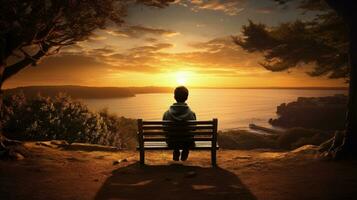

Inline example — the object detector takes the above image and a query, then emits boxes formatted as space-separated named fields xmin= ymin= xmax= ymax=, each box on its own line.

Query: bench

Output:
xmin=137 ymin=118 xmax=219 ymax=166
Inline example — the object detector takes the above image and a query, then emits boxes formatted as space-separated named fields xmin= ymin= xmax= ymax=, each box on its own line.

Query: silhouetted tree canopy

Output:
xmin=235 ymin=0 xmax=357 ymax=158
xmin=0 ymin=0 xmax=174 ymax=158
xmin=234 ymin=0 xmax=349 ymax=79
xmin=0 ymin=0 xmax=174 ymax=82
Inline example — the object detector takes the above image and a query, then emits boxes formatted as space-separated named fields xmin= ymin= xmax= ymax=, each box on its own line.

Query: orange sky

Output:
xmin=3 ymin=0 xmax=347 ymax=89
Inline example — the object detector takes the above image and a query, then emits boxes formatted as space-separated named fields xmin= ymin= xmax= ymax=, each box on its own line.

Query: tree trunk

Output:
xmin=327 ymin=19 xmax=357 ymax=159
xmin=0 ymin=38 xmax=28 ymax=160
xmin=337 ymin=24 xmax=357 ymax=156
xmin=0 ymin=65 xmax=9 ymax=154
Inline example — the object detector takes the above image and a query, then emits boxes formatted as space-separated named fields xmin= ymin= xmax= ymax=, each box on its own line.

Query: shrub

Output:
xmin=278 ymin=127 xmax=333 ymax=150
xmin=99 ymin=109 xmax=137 ymax=149
xmin=218 ymin=130 xmax=277 ymax=149
xmin=219 ymin=128 xmax=333 ymax=150
xmin=1 ymin=93 xmax=137 ymax=149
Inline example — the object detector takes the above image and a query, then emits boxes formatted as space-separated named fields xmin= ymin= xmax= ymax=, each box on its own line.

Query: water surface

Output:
xmin=82 ymin=89 xmax=346 ymax=130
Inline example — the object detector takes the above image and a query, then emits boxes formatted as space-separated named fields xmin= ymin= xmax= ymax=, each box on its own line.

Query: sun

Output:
xmin=175 ymin=71 xmax=189 ymax=85
xmin=177 ymin=76 xmax=187 ymax=85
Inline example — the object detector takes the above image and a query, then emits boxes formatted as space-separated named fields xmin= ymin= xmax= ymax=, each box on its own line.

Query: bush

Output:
xmin=99 ymin=109 xmax=137 ymax=149
xmin=219 ymin=128 xmax=333 ymax=150
xmin=277 ymin=128 xmax=333 ymax=150
xmin=1 ymin=93 xmax=137 ymax=149
xmin=218 ymin=130 xmax=277 ymax=149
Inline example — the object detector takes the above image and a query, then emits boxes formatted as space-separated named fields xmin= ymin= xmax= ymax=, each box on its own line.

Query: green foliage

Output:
xmin=277 ymin=127 xmax=333 ymax=149
xmin=99 ymin=109 xmax=138 ymax=149
xmin=1 ymin=93 xmax=137 ymax=148
xmin=219 ymin=130 xmax=277 ymax=150
xmin=234 ymin=1 xmax=349 ymax=79
xmin=219 ymin=127 xmax=333 ymax=150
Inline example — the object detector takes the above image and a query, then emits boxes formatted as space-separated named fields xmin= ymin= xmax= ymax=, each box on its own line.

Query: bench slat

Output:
xmin=142 ymin=131 xmax=214 ymax=136
xmin=137 ymin=141 xmax=219 ymax=150
xmin=142 ymin=120 xmax=214 ymax=125
xmin=143 ymin=137 xmax=212 ymax=142
xmin=142 ymin=125 xmax=214 ymax=130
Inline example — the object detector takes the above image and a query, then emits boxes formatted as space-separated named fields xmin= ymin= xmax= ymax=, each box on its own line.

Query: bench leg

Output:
xmin=211 ymin=149 xmax=217 ymax=167
xmin=140 ymin=149 xmax=145 ymax=166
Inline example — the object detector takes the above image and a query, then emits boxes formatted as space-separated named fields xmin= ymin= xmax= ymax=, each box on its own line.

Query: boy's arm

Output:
xmin=192 ymin=112 xmax=196 ymax=120
xmin=163 ymin=111 xmax=168 ymax=133
xmin=163 ymin=111 xmax=168 ymax=120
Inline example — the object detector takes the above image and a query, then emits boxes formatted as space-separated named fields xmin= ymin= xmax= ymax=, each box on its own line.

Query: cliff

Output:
xmin=269 ymin=94 xmax=347 ymax=130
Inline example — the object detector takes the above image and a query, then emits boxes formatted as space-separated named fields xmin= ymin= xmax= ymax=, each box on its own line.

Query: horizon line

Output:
xmin=4 ymin=85 xmax=348 ymax=90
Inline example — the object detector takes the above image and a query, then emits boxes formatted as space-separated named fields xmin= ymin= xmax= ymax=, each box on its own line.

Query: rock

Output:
xmin=36 ymin=141 xmax=53 ymax=148
xmin=291 ymin=145 xmax=319 ymax=154
xmin=50 ymin=140 xmax=69 ymax=146
xmin=14 ymin=153 xmax=25 ymax=160
xmin=6 ymin=150 xmax=25 ymax=160
xmin=113 ymin=158 xmax=128 ymax=165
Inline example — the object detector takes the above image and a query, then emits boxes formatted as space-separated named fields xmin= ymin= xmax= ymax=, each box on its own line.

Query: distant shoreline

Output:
xmin=191 ymin=86 xmax=348 ymax=90
xmin=4 ymin=85 xmax=348 ymax=91
xmin=3 ymin=85 xmax=173 ymax=99
xmin=4 ymin=85 xmax=347 ymax=99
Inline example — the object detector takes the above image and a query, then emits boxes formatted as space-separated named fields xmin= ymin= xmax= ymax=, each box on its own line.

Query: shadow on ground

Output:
xmin=95 ymin=162 xmax=256 ymax=200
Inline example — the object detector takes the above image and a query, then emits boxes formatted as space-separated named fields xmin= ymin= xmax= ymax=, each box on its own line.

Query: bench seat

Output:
xmin=137 ymin=141 xmax=220 ymax=150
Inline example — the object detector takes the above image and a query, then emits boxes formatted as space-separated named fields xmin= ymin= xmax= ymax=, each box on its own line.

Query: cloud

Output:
xmin=8 ymin=36 xmax=264 ymax=87
xmin=129 ymin=43 xmax=174 ymax=53
xmin=88 ymin=33 xmax=107 ymax=41
xmin=255 ymin=7 xmax=274 ymax=14
xmin=196 ymin=23 xmax=206 ymax=28
xmin=145 ymin=37 xmax=159 ymax=43
xmin=88 ymin=47 xmax=117 ymax=55
xmin=61 ymin=44 xmax=84 ymax=53
xmin=178 ymin=0 xmax=246 ymax=16
xmin=162 ymin=36 xmax=264 ymax=73
xmin=107 ymin=25 xmax=180 ymax=38
xmin=59 ymin=37 xmax=260 ymax=76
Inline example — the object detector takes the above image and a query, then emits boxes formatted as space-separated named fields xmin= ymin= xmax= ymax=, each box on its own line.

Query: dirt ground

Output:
xmin=1 ymin=142 xmax=357 ymax=200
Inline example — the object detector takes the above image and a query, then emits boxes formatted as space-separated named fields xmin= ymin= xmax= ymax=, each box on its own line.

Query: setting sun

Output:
xmin=175 ymin=71 xmax=192 ymax=86
xmin=177 ymin=77 xmax=187 ymax=85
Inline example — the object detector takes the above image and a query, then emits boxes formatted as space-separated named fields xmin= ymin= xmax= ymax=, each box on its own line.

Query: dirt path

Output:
xmin=1 ymin=142 xmax=357 ymax=200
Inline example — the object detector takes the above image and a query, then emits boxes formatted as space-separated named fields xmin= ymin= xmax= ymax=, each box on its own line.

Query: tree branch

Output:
xmin=2 ymin=43 xmax=51 ymax=82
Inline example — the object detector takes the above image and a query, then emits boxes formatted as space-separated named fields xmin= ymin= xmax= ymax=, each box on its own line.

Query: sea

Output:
xmin=81 ymin=89 xmax=347 ymax=131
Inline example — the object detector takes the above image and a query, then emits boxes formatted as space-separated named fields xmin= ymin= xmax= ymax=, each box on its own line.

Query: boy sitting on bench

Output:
xmin=163 ymin=86 xmax=196 ymax=161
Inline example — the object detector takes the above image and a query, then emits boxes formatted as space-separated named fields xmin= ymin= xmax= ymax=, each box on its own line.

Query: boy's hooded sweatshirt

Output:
xmin=163 ymin=102 xmax=196 ymax=146
xmin=163 ymin=102 xmax=196 ymax=121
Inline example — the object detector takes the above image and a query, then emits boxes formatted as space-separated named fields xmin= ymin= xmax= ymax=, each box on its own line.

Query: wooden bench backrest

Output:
xmin=138 ymin=119 xmax=218 ymax=142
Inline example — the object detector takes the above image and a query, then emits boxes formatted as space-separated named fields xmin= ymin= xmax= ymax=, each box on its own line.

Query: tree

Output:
xmin=0 ymin=0 xmax=173 ymax=159
xmin=234 ymin=0 xmax=357 ymax=158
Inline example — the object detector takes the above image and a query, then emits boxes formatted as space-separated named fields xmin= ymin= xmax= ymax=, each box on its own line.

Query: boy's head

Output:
xmin=174 ymin=86 xmax=189 ymax=103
